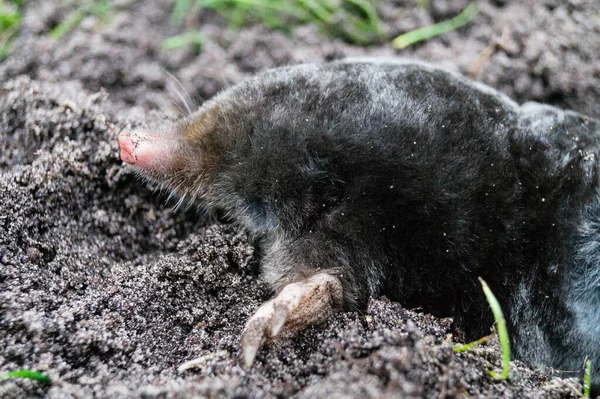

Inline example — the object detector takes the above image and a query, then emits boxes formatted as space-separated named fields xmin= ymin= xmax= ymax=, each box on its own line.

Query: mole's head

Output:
xmin=118 ymin=99 xmax=247 ymax=201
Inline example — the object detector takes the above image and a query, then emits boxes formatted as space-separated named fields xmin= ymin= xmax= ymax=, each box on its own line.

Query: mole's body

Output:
xmin=119 ymin=60 xmax=600 ymax=387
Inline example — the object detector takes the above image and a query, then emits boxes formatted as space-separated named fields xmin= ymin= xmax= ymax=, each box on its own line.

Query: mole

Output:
xmin=118 ymin=59 xmax=600 ymax=389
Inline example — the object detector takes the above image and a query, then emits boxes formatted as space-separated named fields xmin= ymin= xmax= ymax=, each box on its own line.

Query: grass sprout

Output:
xmin=453 ymin=333 xmax=491 ymax=353
xmin=0 ymin=369 xmax=51 ymax=385
xmin=479 ymin=277 xmax=511 ymax=380
xmin=0 ymin=0 xmax=23 ymax=59
xmin=171 ymin=0 xmax=193 ymax=25
xmin=161 ymin=30 xmax=205 ymax=52
xmin=584 ymin=359 xmax=592 ymax=398
xmin=49 ymin=0 xmax=113 ymax=40
xmin=169 ymin=0 xmax=385 ymax=46
xmin=392 ymin=1 xmax=479 ymax=49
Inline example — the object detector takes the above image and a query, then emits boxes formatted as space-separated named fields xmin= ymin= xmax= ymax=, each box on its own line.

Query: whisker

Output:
xmin=165 ymin=85 xmax=188 ymax=117
xmin=166 ymin=181 xmax=184 ymax=204
xmin=164 ymin=69 xmax=195 ymax=116
xmin=174 ymin=192 xmax=187 ymax=211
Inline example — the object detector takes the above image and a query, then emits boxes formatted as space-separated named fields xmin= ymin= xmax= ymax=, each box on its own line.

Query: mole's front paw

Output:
xmin=241 ymin=272 xmax=343 ymax=367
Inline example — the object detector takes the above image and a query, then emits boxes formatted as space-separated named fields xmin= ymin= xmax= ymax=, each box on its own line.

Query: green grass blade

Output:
xmin=345 ymin=0 xmax=383 ymax=32
xmin=0 ymin=12 xmax=21 ymax=30
xmin=49 ymin=0 xmax=112 ymax=40
xmin=453 ymin=334 xmax=491 ymax=353
xmin=171 ymin=0 xmax=191 ymax=25
xmin=209 ymin=0 xmax=290 ymax=14
xmin=0 ymin=0 xmax=23 ymax=59
xmin=584 ymin=359 xmax=592 ymax=398
xmin=300 ymin=0 xmax=333 ymax=25
xmin=0 ymin=369 xmax=51 ymax=384
xmin=392 ymin=1 xmax=479 ymax=49
xmin=479 ymin=277 xmax=511 ymax=380
xmin=161 ymin=30 xmax=204 ymax=51
xmin=189 ymin=0 xmax=384 ymax=45
xmin=49 ymin=10 xmax=85 ymax=40
xmin=87 ymin=0 xmax=111 ymax=17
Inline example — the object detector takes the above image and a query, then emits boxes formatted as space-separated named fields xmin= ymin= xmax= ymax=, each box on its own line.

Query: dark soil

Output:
xmin=1 ymin=0 xmax=599 ymax=397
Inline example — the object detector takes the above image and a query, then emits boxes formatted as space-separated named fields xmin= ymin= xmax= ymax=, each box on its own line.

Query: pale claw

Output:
xmin=241 ymin=272 xmax=343 ymax=367
xmin=241 ymin=298 xmax=276 ymax=368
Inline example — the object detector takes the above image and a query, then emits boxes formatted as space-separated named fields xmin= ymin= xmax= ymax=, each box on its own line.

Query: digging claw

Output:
xmin=241 ymin=299 xmax=275 ymax=367
xmin=270 ymin=303 xmax=290 ymax=337
xmin=240 ymin=272 xmax=343 ymax=367
xmin=241 ymin=319 xmax=265 ymax=368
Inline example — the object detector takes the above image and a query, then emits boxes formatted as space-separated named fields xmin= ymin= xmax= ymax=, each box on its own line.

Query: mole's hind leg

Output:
xmin=241 ymin=272 xmax=343 ymax=367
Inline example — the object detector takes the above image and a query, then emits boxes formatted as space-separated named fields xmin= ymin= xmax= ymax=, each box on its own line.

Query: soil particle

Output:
xmin=1 ymin=0 xmax=598 ymax=397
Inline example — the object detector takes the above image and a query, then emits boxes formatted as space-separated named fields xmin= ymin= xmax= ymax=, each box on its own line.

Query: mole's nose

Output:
xmin=118 ymin=130 xmax=136 ymax=164
xmin=117 ymin=130 xmax=177 ymax=172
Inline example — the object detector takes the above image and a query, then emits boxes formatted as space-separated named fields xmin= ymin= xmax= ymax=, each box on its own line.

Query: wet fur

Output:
xmin=163 ymin=60 xmax=600 ymax=388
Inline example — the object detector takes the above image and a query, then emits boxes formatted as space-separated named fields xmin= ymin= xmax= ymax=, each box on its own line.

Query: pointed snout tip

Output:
xmin=118 ymin=130 xmax=136 ymax=164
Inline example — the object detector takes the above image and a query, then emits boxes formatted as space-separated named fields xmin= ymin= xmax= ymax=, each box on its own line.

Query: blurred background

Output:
xmin=1 ymin=0 xmax=599 ymax=118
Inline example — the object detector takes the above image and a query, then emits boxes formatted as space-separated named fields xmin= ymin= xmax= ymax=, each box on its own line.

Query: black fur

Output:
xmin=165 ymin=60 xmax=600 ymax=388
